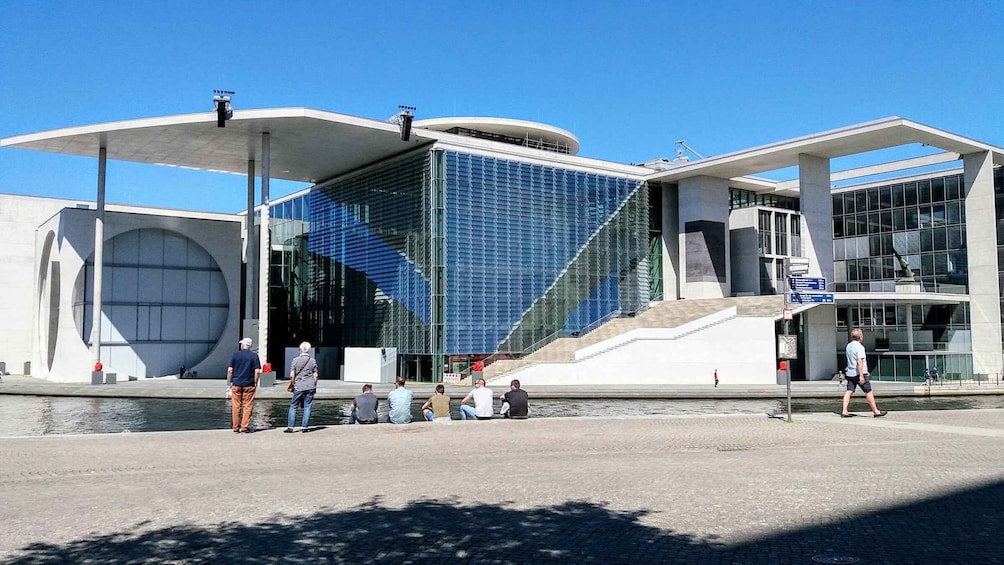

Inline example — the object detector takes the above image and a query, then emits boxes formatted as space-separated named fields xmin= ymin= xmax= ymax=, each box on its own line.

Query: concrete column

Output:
xmin=89 ymin=147 xmax=107 ymax=369
xmin=797 ymin=154 xmax=833 ymax=282
xmin=660 ymin=184 xmax=680 ymax=300
xmin=246 ymin=159 xmax=256 ymax=322
xmin=257 ymin=133 xmax=271 ymax=364
xmin=805 ymin=304 xmax=837 ymax=380
xmin=798 ymin=154 xmax=836 ymax=380
xmin=677 ymin=175 xmax=730 ymax=298
xmin=905 ymin=304 xmax=914 ymax=351
xmin=963 ymin=151 xmax=1003 ymax=377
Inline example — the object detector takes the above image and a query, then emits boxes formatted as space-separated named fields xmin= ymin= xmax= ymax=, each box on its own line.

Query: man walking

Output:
xmin=387 ymin=376 xmax=413 ymax=424
xmin=460 ymin=378 xmax=494 ymax=420
xmin=841 ymin=328 xmax=887 ymax=418
xmin=227 ymin=337 xmax=261 ymax=433
xmin=285 ymin=341 xmax=319 ymax=433
xmin=349 ymin=384 xmax=379 ymax=424
xmin=499 ymin=379 xmax=529 ymax=419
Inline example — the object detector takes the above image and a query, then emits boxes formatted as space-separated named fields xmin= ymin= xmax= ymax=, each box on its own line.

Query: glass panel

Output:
xmin=918 ymin=180 xmax=931 ymax=204
xmin=892 ymin=183 xmax=905 ymax=207
xmin=904 ymin=182 xmax=918 ymax=206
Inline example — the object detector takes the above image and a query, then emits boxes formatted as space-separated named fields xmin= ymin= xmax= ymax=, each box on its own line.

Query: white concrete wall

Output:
xmin=0 ymin=193 xmax=89 ymax=375
xmin=33 ymin=208 xmax=242 ymax=382
xmin=507 ymin=314 xmax=778 ymax=385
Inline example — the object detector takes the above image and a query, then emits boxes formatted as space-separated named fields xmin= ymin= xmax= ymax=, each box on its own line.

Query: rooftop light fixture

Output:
xmin=213 ymin=90 xmax=234 ymax=128
xmin=398 ymin=105 xmax=415 ymax=141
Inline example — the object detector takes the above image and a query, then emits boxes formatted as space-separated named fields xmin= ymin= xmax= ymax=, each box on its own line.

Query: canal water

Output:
xmin=2 ymin=394 xmax=1004 ymax=437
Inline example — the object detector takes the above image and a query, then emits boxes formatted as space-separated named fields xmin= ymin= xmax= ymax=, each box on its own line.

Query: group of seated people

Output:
xmin=348 ymin=377 xmax=528 ymax=424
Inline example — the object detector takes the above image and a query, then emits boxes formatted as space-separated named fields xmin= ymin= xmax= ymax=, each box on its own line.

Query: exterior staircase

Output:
xmin=482 ymin=295 xmax=786 ymax=383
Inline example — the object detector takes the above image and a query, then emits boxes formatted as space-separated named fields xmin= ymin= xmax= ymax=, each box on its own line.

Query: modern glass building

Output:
xmin=267 ymin=142 xmax=652 ymax=381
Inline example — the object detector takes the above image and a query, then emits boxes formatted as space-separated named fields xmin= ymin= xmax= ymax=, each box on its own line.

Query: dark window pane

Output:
xmin=931 ymin=178 xmax=945 ymax=202
xmin=905 ymin=182 xmax=918 ymax=206
xmin=833 ymin=195 xmax=844 ymax=216
xmin=855 ymin=191 xmax=867 ymax=213
xmin=869 ymin=212 xmax=881 ymax=234
xmin=921 ymin=230 xmax=934 ymax=252
xmin=921 ymin=254 xmax=934 ymax=276
xmin=881 ymin=211 xmax=892 ymax=232
xmin=844 ymin=192 xmax=856 ymax=214
xmin=946 ymin=202 xmax=961 ymax=225
xmin=868 ymin=188 xmax=880 ymax=211
xmin=893 ymin=183 xmax=905 ymax=207
xmin=906 ymin=207 xmax=919 ymax=229
xmin=893 ymin=209 xmax=906 ymax=230
xmin=934 ymin=253 xmax=948 ymax=275
xmin=879 ymin=186 xmax=892 ymax=209
xmin=946 ymin=175 xmax=961 ymax=200
xmin=933 ymin=228 xmax=947 ymax=251
xmin=919 ymin=180 xmax=932 ymax=204
xmin=932 ymin=204 xmax=946 ymax=226
xmin=833 ymin=218 xmax=844 ymax=238
xmin=948 ymin=226 xmax=964 ymax=250
xmin=870 ymin=235 xmax=883 ymax=256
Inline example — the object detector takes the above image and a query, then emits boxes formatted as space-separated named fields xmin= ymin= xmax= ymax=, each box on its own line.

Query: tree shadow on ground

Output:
xmin=8 ymin=479 xmax=1004 ymax=564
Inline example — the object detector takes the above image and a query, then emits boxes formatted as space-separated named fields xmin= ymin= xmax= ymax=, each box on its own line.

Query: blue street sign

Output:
xmin=789 ymin=292 xmax=834 ymax=304
xmin=789 ymin=277 xmax=826 ymax=291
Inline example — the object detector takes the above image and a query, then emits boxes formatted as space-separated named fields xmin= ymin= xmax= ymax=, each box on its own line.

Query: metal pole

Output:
xmin=257 ymin=133 xmax=270 ymax=365
xmin=246 ymin=159 xmax=256 ymax=323
xmin=783 ymin=258 xmax=792 ymax=423
xmin=90 ymin=147 xmax=107 ymax=370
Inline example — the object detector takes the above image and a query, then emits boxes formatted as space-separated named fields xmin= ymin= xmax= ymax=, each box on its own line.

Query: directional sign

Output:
xmin=789 ymin=277 xmax=826 ymax=291
xmin=789 ymin=292 xmax=835 ymax=304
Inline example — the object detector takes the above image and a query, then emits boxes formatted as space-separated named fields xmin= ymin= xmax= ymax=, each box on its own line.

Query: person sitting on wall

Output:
xmin=422 ymin=384 xmax=452 ymax=422
xmin=499 ymin=379 xmax=529 ymax=419
xmin=460 ymin=378 xmax=494 ymax=420
xmin=387 ymin=376 xmax=413 ymax=424
xmin=349 ymin=384 xmax=379 ymax=424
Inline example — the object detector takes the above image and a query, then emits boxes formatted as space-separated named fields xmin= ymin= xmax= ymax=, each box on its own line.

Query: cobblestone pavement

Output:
xmin=2 ymin=411 xmax=1003 ymax=564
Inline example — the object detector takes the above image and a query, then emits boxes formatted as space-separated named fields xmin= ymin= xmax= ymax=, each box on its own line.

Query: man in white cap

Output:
xmin=227 ymin=337 xmax=261 ymax=433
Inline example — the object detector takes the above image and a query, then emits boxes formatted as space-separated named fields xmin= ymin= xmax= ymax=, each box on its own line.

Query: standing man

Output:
xmin=285 ymin=341 xmax=319 ymax=433
xmin=714 ymin=369 xmax=719 ymax=388
xmin=387 ymin=376 xmax=413 ymax=424
xmin=227 ymin=337 xmax=261 ymax=433
xmin=460 ymin=378 xmax=494 ymax=420
xmin=841 ymin=328 xmax=887 ymax=418
xmin=349 ymin=384 xmax=379 ymax=424
xmin=422 ymin=384 xmax=452 ymax=422
xmin=499 ymin=379 xmax=529 ymax=419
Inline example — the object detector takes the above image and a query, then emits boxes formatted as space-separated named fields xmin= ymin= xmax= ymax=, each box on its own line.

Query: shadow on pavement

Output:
xmin=7 ymin=480 xmax=1004 ymax=563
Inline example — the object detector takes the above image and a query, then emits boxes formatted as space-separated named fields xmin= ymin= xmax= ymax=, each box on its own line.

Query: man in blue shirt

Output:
xmin=227 ymin=337 xmax=261 ymax=433
xmin=841 ymin=328 xmax=886 ymax=418
xmin=387 ymin=376 xmax=413 ymax=424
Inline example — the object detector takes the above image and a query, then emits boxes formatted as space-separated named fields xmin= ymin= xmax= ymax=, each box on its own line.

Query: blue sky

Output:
xmin=1 ymin=1 xmax=1002 ymax=213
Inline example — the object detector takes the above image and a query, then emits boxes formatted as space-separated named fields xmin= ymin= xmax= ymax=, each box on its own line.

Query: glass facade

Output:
xmin=829 ymin=170 xmax=1004 ymax=381
xmin=442 ymin=151 xmax=649 ymax=355
xmin=268 ymin=147 xmax=651 ymax=380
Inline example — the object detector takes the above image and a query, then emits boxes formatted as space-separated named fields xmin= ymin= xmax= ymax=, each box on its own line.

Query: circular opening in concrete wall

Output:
xmin=71 ymin=228 xmax=229 ymax=378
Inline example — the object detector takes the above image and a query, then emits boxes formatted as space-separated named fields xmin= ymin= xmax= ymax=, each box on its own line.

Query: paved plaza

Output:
xmin=2 ymin=410 xmax=1003 ymax=564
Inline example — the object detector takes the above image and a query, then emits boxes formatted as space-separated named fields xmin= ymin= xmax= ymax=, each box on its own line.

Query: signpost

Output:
xmin=779 ymin=258 xmax=828 ymax=423
xmin=789 ymin=277 xmax=826 ymax=291
xmin=789 ymin=292 xmax=835 ymax=304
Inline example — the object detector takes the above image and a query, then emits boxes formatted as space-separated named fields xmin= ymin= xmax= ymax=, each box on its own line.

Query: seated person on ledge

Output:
xmin=460 ymin=378 xmax=494 ymax=420
xmin=422 ymin=384 xmax=451 ymax=422
xmin=349 ymin=383 xmax=378 ymax=424
xmin=500 ymin=379 xmax=529 ymax=419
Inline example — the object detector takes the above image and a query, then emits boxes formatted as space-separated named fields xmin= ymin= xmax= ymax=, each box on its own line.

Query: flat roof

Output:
xmin=413 ymin=117 xmax=580 ymax=155
xmin=0 ymin=107 xmax=438 ymax=184
xmin=649 ymin=117 xmax=1004 ymax=185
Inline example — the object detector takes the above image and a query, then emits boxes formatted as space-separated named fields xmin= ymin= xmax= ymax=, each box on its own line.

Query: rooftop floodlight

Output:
xmin=398 ymin=105 xmax=415 ymax=141
xmin=213 ymin=90 xmax=234 ymax=128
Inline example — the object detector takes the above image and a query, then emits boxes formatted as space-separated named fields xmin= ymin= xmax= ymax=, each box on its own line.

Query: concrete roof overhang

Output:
xmin=648 ymin=117 xmax=1004 ymax=187
xmin=835 ymin=292 xmax=970 ymax=305
xmin=0 ymin=107 xmax=438 ymax=184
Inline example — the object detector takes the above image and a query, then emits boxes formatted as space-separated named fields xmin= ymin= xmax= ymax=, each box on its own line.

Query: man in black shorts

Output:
xmin=841 ymin=328 xmax=886 ymax=418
